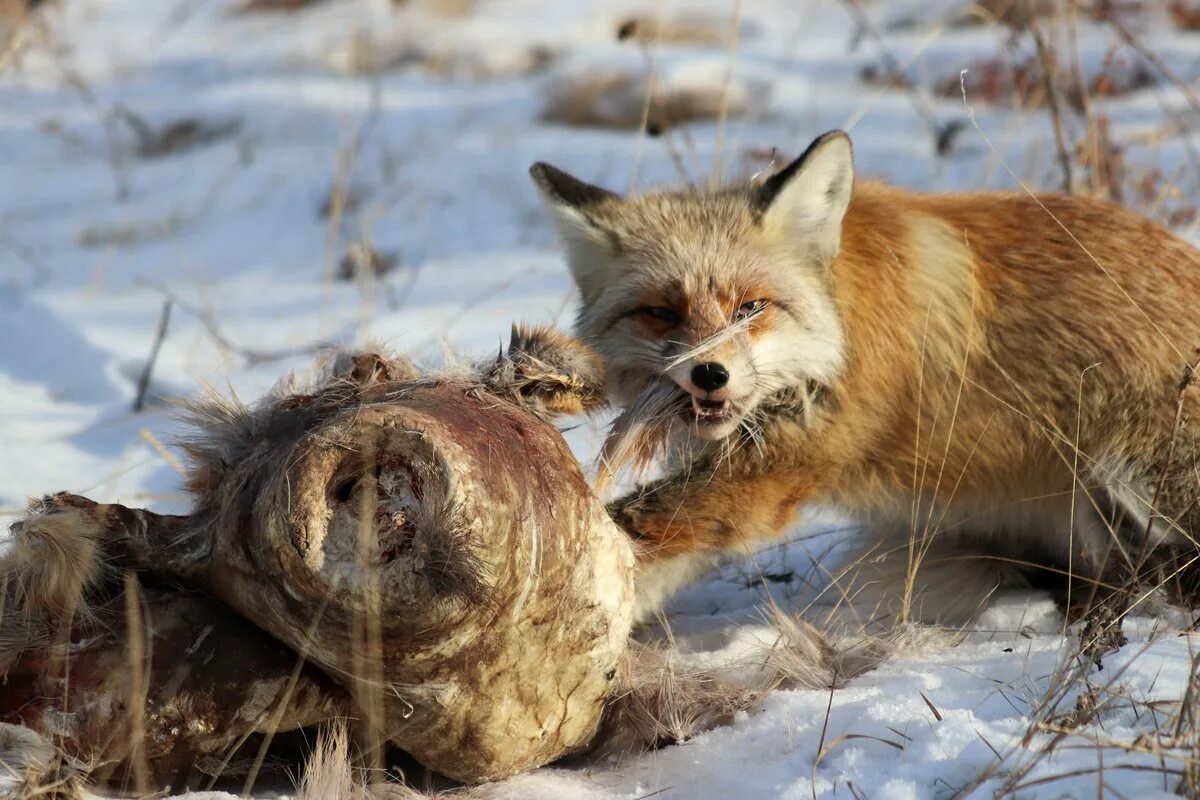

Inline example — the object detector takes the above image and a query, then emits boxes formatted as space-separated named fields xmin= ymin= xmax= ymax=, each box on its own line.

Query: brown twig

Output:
xmin=627 ymin=29 xmax=661 ymax=192
xmin=711 ymin=0 xmax=744 ymax=184
xmin=625 ymin=19 xmax=696 ymax=187
xmin=1105 ymin=13 xmax=1200 ymax=118
xmin=133 ymin=300 xmax=172 ymax=412
xmin=812 ymin=681 xmax=837 ymax=800
xmin=1175 ymin=648 xmax=1200 ymax=796
xmin=320 ymin=78 xmax=382 ymax=294
xmin=1134 ymin=353 xmax=1200 ymax=577
xmin=55 ymin=66 xmax=132 ymax=201
xmin=1027 ymin=9 xmax=1074 ymax=194
xmin=123 ymin=572 xmax=152 ymax=796
xmin=837 ymin=0 xmax=944 ymax=149
xmin=140 ymin=282 xmax=331 ymax=366
xmin=1065 ymin=0 xmax=1103 ymax=197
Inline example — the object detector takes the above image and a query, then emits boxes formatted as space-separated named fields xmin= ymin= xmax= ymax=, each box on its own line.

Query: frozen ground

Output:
xmin=2 ymin=0 xmax=1200 ymax=797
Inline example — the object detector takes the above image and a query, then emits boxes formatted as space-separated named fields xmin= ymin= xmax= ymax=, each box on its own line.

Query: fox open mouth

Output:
xmin=686 ymin=396 xmax=735 ymax=425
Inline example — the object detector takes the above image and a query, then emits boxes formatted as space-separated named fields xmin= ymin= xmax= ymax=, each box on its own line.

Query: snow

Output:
xmin=2 ymin=0 xmax=1199 ymax=797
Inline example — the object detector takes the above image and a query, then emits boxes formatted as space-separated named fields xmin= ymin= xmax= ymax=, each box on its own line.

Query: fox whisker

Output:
xmin=663 ymin=315 xmax=760 ymax=372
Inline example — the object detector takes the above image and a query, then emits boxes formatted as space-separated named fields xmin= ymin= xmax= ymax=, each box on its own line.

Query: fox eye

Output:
xmin=636 ymin=306 xmax=681 ymax=326
xmin=734 ymin=299 xmax=769 ymax=322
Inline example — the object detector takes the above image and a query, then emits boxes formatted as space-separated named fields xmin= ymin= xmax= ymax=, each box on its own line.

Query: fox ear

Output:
xmin=530 ymin=162 xmax=618 ymax=210
xmin=530 ymin=163 xmax=623 ymax=300
xmin=758 ymin=131 xmax=854 ymax=263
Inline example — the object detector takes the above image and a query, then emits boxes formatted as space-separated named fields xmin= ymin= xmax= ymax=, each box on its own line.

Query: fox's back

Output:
xmin=919 ymin=189 xmax=1198 ymax=410
xmin=836 ymin=183 xmax=1200 ymax=505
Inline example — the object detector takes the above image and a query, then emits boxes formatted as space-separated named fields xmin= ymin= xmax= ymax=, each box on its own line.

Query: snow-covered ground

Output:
xmin=2 ymin=0 xmax=1200 ymax=797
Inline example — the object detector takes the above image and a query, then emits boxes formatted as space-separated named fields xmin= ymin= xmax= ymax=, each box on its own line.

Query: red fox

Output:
xmin=531 ymin=130 xmax=1200 ymax=627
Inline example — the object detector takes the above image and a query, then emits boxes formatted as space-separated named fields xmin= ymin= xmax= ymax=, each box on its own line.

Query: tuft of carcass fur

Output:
xmin=480 ymin=322 xmax=607 ymax=418
xmin=0 ymin=723 xmax=84 ymax=800
xmin=591 ymin=642 xmax=766 ymax=758
xmin=1 ymin=501 xmax=109 ymax=625
xmin=296 ymin=722 xmax=362 ymax=800
xmin=0 ymin=500 xmax=118 ymax=675
xmin=590 ymin=617 xmax=957 ymax=759
xmin=177 ymin=350 xmax=418 ymax=503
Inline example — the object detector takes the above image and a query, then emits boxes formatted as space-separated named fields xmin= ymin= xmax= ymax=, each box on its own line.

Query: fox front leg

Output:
xmin=609 ymin=463 xmax=827 ymax=620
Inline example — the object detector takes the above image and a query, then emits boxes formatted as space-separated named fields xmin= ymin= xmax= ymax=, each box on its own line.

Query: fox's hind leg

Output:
xmin=805 ymin=518 xmax=1025 ymax=631
xmin=809 ymin=488 xmax=1132 ymax=631
xmin=1083 ymin=444 xmax=1200 ymax=609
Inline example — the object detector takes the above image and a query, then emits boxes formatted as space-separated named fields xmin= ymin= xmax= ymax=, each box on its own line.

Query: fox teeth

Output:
xmin=690 ymin=396 xmax=732 ymax=421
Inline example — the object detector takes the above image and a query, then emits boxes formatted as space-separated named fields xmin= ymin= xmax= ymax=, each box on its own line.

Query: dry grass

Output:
xmin=0 ymin=0 xmax=57 ymax=28
xmin=893 ymin=0 xmax=1143 ymax=31
xmin=338 ymin=244 xmax=400 ymax=282
xmin=417 ymin=43 xmax=555 ymax=81
xmin=588 ymin=610 xmax=963 ymax=769
xmin=614 ymin=12 xmax=749 ymax=46
xmin=326 ymin=33 xmax=555 ymax=81
xmin=234 ymin=0 xmax=331 ymax=12
xmin=394 ymin=0 xmax=476 ymax=19
xmin=0 ymin=0 xmax=37 ymax=25
xmin=126 ymin=115 xmax=240 ymax=160
xmin=925 ymin=49 xmax=1155 ymax=111
xmin=239 ymin=0 xmax=473 ymax=18
xmin=767 ymin=608 xmax=961 ymax=689
xmin=863 ymin=0 xmax=1198 ymax=232
xmin=296 ymin=722 xmax=480 ymax=800
xmin=0 ymin=0 xmax=50 ymax=76
xmin=541 ymin=69 xmax=758 ymax=135
xmin=296 ymin=722 xmax=362 ymax=800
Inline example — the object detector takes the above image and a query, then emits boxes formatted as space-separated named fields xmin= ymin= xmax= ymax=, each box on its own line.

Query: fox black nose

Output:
xmin=691 ymin=362 xmax=730 ymax=392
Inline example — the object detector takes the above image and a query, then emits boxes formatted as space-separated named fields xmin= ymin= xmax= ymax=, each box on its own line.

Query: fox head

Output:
xmin=530 ymin=130 xmax=853 ymax=442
